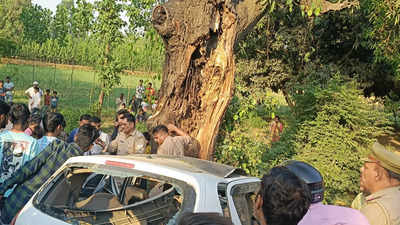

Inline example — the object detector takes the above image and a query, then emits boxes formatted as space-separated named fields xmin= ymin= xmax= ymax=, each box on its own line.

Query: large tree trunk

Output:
xmin=148 ymin=0 xmax=266 ymax=160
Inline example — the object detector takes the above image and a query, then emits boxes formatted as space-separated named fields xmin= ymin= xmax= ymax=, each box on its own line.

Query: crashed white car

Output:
xmin=14 ymin=155 xmax=260 ymax=225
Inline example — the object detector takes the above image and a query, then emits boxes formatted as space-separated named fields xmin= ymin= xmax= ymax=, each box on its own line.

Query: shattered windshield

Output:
xmin=33 ymin=163 xmax=194 ymax=225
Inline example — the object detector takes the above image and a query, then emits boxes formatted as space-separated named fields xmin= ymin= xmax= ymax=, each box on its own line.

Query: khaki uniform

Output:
xmin=351 ymin=192 xmax=367 ymax=210
xmin=360 ymin=186 xmax=400 ymax=225
xmin=157 ymin=135 xmax=199 ymax=157
xmin=357 ymin=142 xmax=400 ymax=225
xmin=157 ymin=136 xmax=191 ymax=156
xmin=110 ymin=129 xmax=146 ymax=155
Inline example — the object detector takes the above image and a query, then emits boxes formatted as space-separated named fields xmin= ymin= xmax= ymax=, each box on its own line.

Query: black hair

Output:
xmin=260 ymin=167 xmax=311 ymax=225
xmin=9 ymin=103 xmax=30 ymax=126
xmin=0 ymin=101 xmax=10 ymax=115
xmin=122 ymin=112 xmax=135 ymax=124
xmin=79 ymin=114 xmax=91 ymax=121
xmin=152 ymin=125 xmax=168 ymax=135
xmin=43 ymin=112 xmax=66 ymax=133
xmin=75 ymin=124 xmax=99 ymax=151
xmin=53 ymin=91 xmax=57 ymax=94
xmin=117 ymin=109 xmax=129 ymax=115
xmin=178 ymin=213 xmax=233 ymax=225
xmin=89 ymin=116 xmax=101 ymax=124
xmin=5 ymin=76 xmax=10 ymax=79
xmin=115 ymin=109 xmax=129 ymax=121
xmin=31 ymin=126 xmax=44 ymax=139
xmin=34 ymin=86 xmax=39 ymax=91
xmin=148 ymin=82 xmax=152 ymax=86
xmin=143 ymin=132 xmax=151 ymax=142
xmin=28 ymin=113 xmax=42 ymax=126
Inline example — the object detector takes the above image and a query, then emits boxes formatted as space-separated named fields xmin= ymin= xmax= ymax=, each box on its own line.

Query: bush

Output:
xmin=291 ymin=77 xmax=390 ymax=204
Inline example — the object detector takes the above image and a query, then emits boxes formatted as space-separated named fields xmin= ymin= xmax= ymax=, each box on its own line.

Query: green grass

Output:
xmin=0 ymin=63 xmax=160 ymax=133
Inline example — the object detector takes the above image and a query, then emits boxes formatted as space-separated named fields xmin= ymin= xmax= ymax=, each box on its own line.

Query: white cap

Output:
xmin=33 ymin=81 xmax=39 ymax=85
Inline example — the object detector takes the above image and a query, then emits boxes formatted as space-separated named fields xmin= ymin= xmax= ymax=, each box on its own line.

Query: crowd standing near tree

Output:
xmin=0 ymin=99 xmax=399 ymax=225
xmin=0 ymin=0 xmax=399 ymax=223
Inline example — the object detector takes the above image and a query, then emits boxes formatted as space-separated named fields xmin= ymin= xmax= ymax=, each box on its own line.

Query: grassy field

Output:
xmin=0 ymin=63 xmax=161 ymax=133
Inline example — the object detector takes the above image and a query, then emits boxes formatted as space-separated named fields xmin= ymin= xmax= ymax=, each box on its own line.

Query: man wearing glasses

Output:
xmin=357 ymin=142 xmax=400 ymax=225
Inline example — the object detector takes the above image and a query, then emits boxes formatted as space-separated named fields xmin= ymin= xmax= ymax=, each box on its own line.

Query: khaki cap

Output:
xmin=369 ymin=142 xmax=400 ymax=175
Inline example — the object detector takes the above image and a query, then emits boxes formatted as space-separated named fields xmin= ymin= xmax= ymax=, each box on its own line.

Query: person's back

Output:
xmin=0 ymin=124 xmax=99 ymax=224
xmin=37 ymin=112 xmax=66 ymax=153
xmin=299 ymin=203 xmax=370 ymax=225
xmin=0 ymin=103 xmax=39 ymax=197
xmin=284 ymin=160 xmax=371 ymax=225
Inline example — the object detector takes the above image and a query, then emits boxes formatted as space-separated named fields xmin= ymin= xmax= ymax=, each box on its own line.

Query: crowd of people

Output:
xmin=1 ymin=77 xmax=157 ymax=121
xmin=115 ymin=79 xmax=158 ymax=123
xmin=0 ymin=99 xmax=201 ymax=223
xmin=0 ymin=80 xmax=399 ymax=225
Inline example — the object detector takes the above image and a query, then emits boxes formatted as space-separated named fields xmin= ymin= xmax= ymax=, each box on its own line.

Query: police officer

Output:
xmin=283 ymin=160 xmax=371 ymax=225
xmin=355 ymin=142 xmax=400 ymax=225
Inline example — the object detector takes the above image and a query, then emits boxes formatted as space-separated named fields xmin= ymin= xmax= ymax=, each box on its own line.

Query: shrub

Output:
xmin=292 ymin=77 xmax=390 ymax=204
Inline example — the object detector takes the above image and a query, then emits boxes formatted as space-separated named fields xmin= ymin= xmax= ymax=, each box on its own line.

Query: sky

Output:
xmin=32 ymin=0 xmax=63 ymax=13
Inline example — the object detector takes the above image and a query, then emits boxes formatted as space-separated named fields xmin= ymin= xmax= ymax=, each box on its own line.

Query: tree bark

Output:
xmin=148 ymin=0 xmax=266 ymax=160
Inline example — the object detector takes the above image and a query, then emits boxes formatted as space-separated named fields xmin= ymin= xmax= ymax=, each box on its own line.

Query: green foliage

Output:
xmin=291 ymin=76 xmax=389 ymax=204
xmin=0 ymin=0 xmax=30 ymax=43
xmin=93 ymin=0 xmax=125 ymax=50
xmin=59 ymin=107 xmax=92 ymax=133
xmin=361 ymin=0 xmax=400 ymax=75
xmin=0 ymin=37 xmax=17 ymax=57
xmin=72 ymin=0 xmax=94 ymax=38
xmin=97 ymin=59 xmax=124 ymax=93
xmin=385 ymin=91 xmax=400 ymax=131
xmin=215 ymin=65 xmax=285 ymax=176
xmin=124 ymin=0 xmax=165 ymax=33
xmin=52 ymin=4 xmax=71 ymax=45
xmin=216 ymin=128 xmax=268 ymax=176
xmin=20 ymin=4 xmax=52 ymax=44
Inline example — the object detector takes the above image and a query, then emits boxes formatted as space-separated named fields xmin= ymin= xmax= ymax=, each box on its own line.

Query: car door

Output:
xmin=226 ymin=178 xmax=260 ymax=225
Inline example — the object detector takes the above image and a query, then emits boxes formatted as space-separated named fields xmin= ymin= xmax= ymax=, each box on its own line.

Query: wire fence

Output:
xmin=0 ymin=58 xmax=160 ymax=112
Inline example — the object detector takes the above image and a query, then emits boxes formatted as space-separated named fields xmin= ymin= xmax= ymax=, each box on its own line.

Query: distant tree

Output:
xmin=0 ymin=0 xmax=31 ymax=43
xmin=125 ymin=0 xmax=167 ymax=34
xmin=360 ymin=0 xmax=400 ymax=77
xmin=93 ymin=0 xmax=126 ymax=114
xmin=72 ymin=0 xmax=94 ymax=39
xmin=20 ymin=4 xmax=52 ymax=44
xmin=52 ymin=4 xmax=71 ymax=45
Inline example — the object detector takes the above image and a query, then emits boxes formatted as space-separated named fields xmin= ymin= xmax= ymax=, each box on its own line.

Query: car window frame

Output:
xmin=32 ymin=162 xmax=197 ymax=219
xmin=226 ymin=178 xmax=260 ymax=225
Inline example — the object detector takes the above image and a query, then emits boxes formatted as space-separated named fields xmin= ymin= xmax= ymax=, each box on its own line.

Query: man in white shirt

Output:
xmin=115 ymin=93 xmax=126 ymax=111
xmin=4 ymin=77 xmax=14 ymax=103
xmin=25 ymin=81 xmax=43 ymax=111
xmin=29 ymin=87 xmax=41 ymax=112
